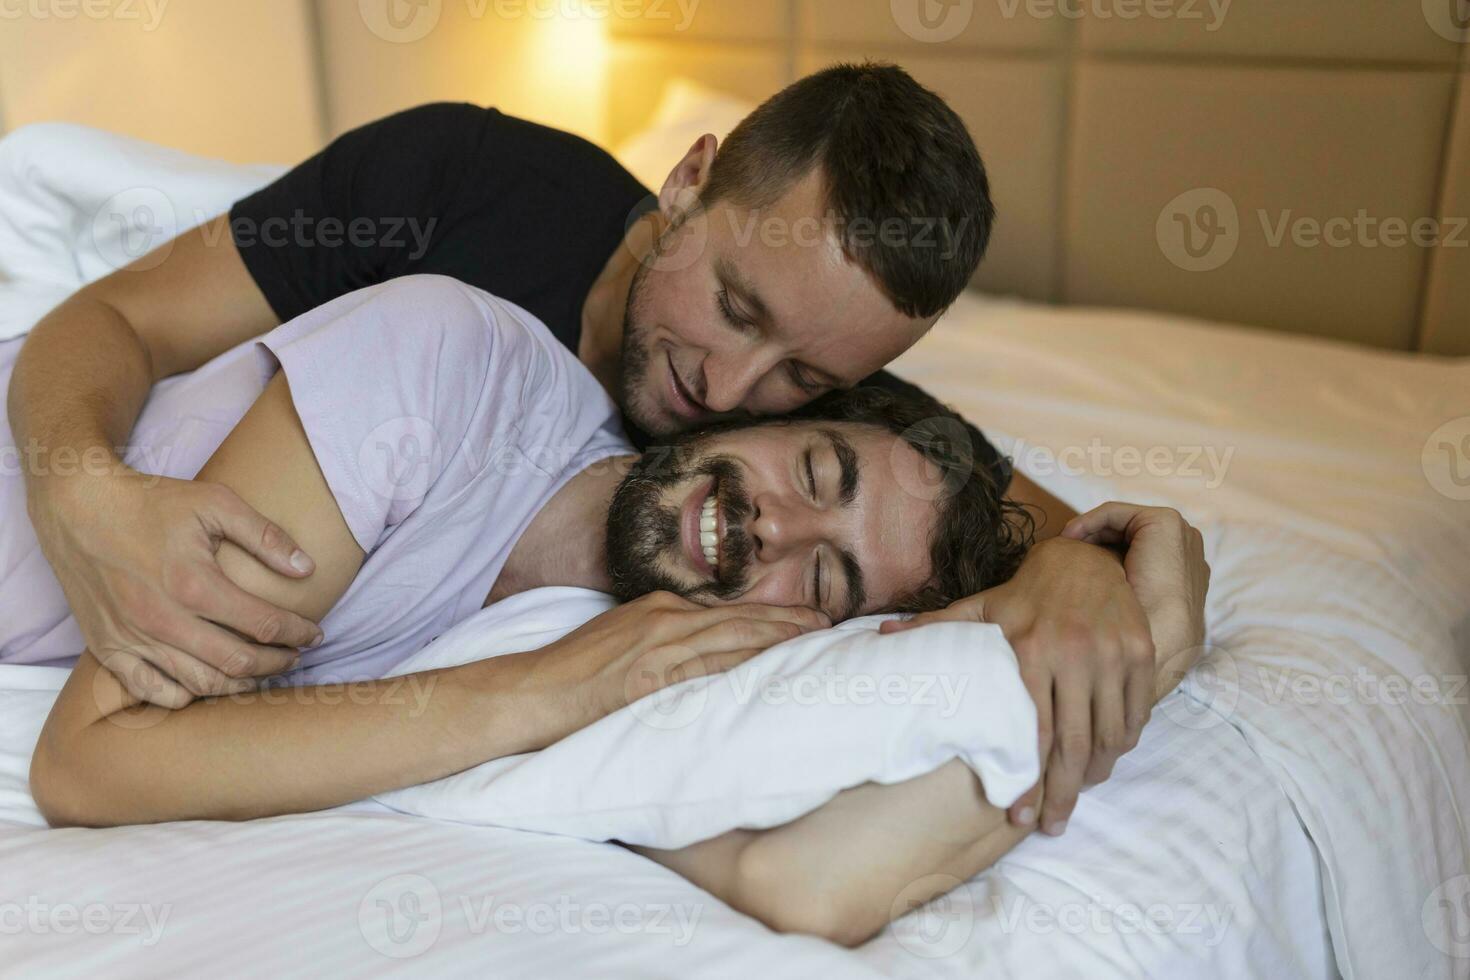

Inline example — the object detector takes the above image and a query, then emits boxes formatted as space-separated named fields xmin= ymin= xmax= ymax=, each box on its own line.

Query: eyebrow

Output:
xmin=820 ymin=428 xmax=867 ymax=620
xmin=715 ymin=256 xmax=771 ymax=324
xmin=823 ymin=428 xmax=861 ymax=506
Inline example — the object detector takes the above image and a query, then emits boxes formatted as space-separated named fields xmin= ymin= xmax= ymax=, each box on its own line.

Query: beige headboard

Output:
xmin=607 ymin=1 xmax=1470 ymax=355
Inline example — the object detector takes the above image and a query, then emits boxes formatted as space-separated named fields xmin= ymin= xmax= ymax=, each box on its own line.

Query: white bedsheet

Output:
xmin=0 ymin=659 xmax=1331 ymax=978
xmin=885 ymin=296 xmax=1470 ymax=979
xmin=1 ymin=122 xmax=1466 ymax=978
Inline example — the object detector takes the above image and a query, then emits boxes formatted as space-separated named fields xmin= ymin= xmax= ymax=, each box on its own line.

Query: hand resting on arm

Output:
xmin=28 ymin=372 xmax=822 ymax=827
xmin=632 ymin=572 xmax=1206 ymax=948
xmin=9 ymin=217 xmax=324 ymax=707
xmin=880 ymin=471 xmax=1210 ymax=838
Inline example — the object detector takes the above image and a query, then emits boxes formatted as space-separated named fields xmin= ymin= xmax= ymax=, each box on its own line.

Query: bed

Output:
xmin=1 ymin=107 xmax=1468 ymax=977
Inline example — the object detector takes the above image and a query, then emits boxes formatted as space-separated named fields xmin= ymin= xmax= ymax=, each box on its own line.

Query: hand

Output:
xmin=880 ymin=536 xmax=1155 ymax=837
xmin=28 ymin=468 xmax=323 ymax=707
xmin=534 ymin=592 xmax=831 ymax=732
xmin=1061 ymin=502 xmax=1211 ymax=699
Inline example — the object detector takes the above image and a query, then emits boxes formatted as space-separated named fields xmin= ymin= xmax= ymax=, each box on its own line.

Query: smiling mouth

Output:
xmin=666 ymin=352 xmax=706 ymax=419
xmin=682 ymin=478 xmax=725 ymax=581
xmin=698 ymin=489 xmax=721 ymax=571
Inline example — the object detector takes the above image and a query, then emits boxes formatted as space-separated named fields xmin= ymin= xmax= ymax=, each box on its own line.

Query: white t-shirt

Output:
xmin=0 ymin=276 xmax=631 ymax=682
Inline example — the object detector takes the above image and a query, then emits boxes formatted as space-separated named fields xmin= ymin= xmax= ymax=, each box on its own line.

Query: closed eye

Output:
xmin=788 ymin=361 xmax=822 ymax=393
xmin=716 ymin=288 xmax=755 ymax=331
xmin=804 ymin=449 xmax=822 ymax=610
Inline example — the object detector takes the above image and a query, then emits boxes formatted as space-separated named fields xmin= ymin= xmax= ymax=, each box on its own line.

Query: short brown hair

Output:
xmin=700 ymin=62 xmax=996 ymax=319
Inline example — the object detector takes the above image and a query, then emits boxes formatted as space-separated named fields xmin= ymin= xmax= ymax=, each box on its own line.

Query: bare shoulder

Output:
xmin=195 ymin=372 xmax=365 ymax=622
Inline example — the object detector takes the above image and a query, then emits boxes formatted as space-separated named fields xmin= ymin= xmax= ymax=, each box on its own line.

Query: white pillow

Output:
xmin=374 ymin=587 xmax=1039 ymax=849
xmin=612 ymin=79 xmax=758 ymax=193
xmin=0 ymin=122 xmax=282 ymax=340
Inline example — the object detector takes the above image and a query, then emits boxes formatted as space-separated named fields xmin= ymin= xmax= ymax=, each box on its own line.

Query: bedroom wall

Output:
xmin=0 ymin=0 xmax=325 ymax=164
xmin=0 ymin=1 xmax=610 ymax=157
xmin=602 ymin=0 xmax=1470 ymax=355
xmin=311 ymin=1 xmax=608 ymax=144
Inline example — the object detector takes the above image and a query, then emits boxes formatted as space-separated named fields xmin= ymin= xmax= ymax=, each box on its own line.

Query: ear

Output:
xmin=658 ymin=134 xmax=719 ymax=223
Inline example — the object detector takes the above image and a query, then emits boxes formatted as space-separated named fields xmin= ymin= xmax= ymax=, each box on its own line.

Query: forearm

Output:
xmin=645 ymin=630 xmax=1193 ymax=947
xmin=31 ymin=647 xmax=576 ymax=826
xmin=1147 ymin=600 xmax=1205 ymax=701
xmin=9 ymin=293 xmax=155 ymax=490
xmin=633 ymin=759 xmax=1030 ymax=946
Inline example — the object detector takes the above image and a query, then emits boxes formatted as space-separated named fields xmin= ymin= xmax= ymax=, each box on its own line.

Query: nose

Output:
xmin=749 ymin=493 xmax=822 ymax=560
xmin=701 ymin=349 xmax=779 ymax=414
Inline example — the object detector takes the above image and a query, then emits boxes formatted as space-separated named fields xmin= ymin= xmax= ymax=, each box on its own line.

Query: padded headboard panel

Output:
xmin=607 ymin=0 xmax=1469 ymax=355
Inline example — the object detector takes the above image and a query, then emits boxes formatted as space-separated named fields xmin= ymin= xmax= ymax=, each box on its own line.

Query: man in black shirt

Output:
xmin=230 ymin=81 xmax=1008 ymax=474
xmin=10 ymin=63 xmax=1207 ymax=850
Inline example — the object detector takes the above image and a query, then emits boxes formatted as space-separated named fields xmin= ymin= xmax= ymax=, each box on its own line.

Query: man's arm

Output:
xmin=634 ymin=760 xmax=1027 ymax=947
xmin=855 ymin=372 xmax=1163 ymax=835
xmin=634 ymin=579 xmax=1206 ymax=948
xmin=883 ymin=499 xmax=1208 ymax=838
xmin=9 ymin=215 xmax=325 ymax=708
xmin=884 ymin=474 xmax=1208 ymax=840
xmin=9 ymin=105 xmax=499 ymax=707
xmin=28 ymin=372 xmax=829 ymax=827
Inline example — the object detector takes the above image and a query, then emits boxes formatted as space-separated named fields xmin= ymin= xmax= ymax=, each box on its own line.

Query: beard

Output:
xmin=619 ymin=211 xmax=706 ymax=439
xmin=605 ymin=440 xmax=755 ymax=603
xmin=618 ymin=259 xmax=658 ymax=434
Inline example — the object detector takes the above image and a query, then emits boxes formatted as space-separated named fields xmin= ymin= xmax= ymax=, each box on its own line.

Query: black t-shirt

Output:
xmin=231 ymin=103 xmax=1008 ymax=486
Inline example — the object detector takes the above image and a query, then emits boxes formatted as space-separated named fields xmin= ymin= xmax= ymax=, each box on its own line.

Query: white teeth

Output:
xmin=699 ymin=493 xmax=720 ymax=568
